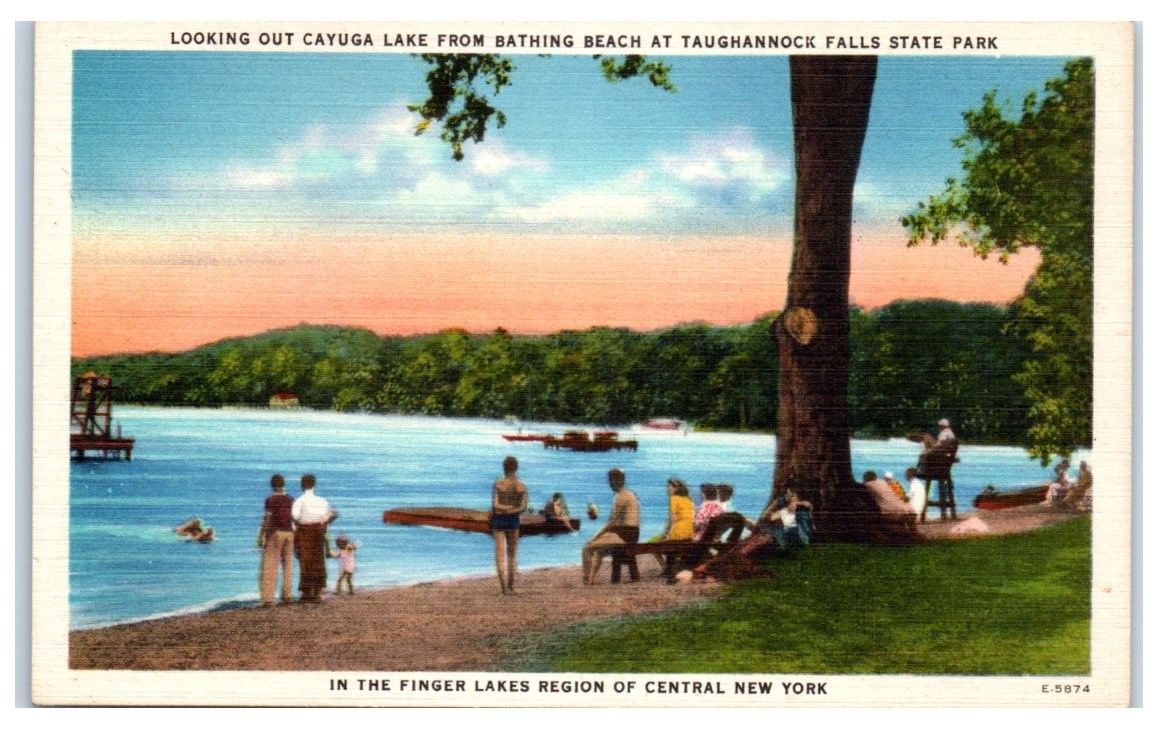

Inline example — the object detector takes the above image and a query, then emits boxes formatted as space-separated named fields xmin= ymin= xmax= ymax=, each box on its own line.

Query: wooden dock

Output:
xmin=70 ymin=434 xmax=135 ymax=461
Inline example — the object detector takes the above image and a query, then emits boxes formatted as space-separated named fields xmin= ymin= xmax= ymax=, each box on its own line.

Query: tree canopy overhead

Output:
xmin=408 ymin=53 xmax=674 ymax=160
xmin=903 ymin=58 xmax=1093 ymax=462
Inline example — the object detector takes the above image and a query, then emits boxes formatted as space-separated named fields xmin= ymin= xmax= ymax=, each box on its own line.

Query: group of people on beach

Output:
xmin=489 ymin=456 xmax=824 ymax=593
xmin=256 ymin=473 xmax=353 ymax=605
xmin=860 ymin=417 xmax=961 ymax=528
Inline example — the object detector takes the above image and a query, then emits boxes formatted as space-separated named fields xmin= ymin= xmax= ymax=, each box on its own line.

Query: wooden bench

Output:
xmin=619 ymin=512 xmax=748 ymax=579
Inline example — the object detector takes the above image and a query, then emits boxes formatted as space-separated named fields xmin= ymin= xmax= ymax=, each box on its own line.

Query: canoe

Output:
xmin=383 ymin=507 xmax=580 ymax=536
xmin=972 ymin=485 xmax=1049 ymax=511
xmin=501 ymin=433 xmax=550 ymax=442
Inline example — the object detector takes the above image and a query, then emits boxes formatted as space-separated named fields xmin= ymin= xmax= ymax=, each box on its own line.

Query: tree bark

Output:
xmin=774 ymin=56 xmax=902 ymax=543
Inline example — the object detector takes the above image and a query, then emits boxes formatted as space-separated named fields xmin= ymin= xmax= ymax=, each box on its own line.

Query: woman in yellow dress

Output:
xmin=649 ymin=478 xmax=694 ymax=577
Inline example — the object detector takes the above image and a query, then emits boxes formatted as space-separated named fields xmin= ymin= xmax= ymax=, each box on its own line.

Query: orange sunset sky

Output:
xmin=71 ymin=228 xmax=1039 ymax=357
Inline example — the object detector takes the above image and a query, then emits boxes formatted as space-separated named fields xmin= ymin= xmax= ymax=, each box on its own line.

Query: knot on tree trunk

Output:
xmin=784 ymin=307 xmax=819 ymax=346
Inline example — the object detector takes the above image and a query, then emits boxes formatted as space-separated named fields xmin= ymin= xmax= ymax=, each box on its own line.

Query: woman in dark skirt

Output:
xmin=491 ymin=456 xmax=529 ymax=596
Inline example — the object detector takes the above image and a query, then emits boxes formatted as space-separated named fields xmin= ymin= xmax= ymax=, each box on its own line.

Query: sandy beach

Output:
xmin=69 ymin=564 xmax=722 ymax=671
xmin=69 ymin=503 xmax=1080 ymax=671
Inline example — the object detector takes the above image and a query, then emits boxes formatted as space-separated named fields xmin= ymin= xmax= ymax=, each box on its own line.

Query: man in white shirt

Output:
xmin=937 ymin=418 xmax=957 ymax=443
xmin=905 ymin=466 xmax=927 ymax=520
xmin=291 ymin=474 xmax=337 ymax=602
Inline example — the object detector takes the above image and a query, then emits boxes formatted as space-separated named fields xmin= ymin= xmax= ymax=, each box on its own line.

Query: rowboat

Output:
xmin=501 ymin=433 xmax=551 ymax=442
xmin=382 ymin=506 xmax=580 ymax=536
xmin=972 ymin=485 xmax=1049 ymax=511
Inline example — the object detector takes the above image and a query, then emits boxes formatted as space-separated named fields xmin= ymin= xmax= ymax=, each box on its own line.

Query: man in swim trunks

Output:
xmin=491 ymin=456 xmax=529 ymax=595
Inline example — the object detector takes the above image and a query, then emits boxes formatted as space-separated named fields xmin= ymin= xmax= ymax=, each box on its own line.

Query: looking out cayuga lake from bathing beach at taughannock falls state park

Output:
xmin=69 ymin=407 xmax=1088 ymax=629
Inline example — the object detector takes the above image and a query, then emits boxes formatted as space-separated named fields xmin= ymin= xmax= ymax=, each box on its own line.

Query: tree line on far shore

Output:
xmin=72 ymin=297 xmax=1089 ymax=451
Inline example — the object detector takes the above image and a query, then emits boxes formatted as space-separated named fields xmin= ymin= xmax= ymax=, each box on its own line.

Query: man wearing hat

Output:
xmin=257 ymin=474 xmax=295 ymax=605
xmin=291 ymin=474 xmax=338 ymax=603
xmin=937 ymin=418 xmax=957 ymax=444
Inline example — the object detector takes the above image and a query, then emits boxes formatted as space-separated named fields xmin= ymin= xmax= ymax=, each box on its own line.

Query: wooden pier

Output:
xmin=70 ymin=435 xmax=135 ymax=461
xmin=70 ymin=372 xmax=135 ymax=461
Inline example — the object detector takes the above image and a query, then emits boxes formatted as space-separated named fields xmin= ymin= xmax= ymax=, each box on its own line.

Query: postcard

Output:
xmin=31 ymin=21 xmax=1133 ymax=706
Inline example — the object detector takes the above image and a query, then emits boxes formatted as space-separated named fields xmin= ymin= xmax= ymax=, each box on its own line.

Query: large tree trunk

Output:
xmin=774 ymin=56 xmax=902 ymax=543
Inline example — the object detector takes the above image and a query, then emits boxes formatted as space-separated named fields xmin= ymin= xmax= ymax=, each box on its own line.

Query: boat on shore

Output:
xmin=973 ymin=484 xmax=1049 ymax=511
xmin=383 ymin=506 xmax=580 ymax=536
xmin=543 ymin=430 xmax=638 ymax=452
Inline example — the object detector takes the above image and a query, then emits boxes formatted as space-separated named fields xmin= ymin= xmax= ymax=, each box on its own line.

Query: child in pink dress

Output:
xmin=330 ymin=537 xmax=357 ymax=595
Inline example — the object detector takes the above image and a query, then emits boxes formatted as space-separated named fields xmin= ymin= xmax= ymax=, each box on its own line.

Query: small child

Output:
xmin=329 ymin=536 xmax=357 ymax=595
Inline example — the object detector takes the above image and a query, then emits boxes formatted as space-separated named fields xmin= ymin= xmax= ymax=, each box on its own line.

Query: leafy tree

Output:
xmin=902 ymin=59 xmax=1093 ymax=462
xmin=407 ymin=53 xmax=898 ymax=541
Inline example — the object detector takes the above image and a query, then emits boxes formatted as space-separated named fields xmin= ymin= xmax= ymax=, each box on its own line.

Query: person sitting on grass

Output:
xmin=1063 ymin=461 xmax=1093 ymax=511
xmin=885 ymin=471 xmax=909 ymax=503
xmin=863 ymin=470 xmax=918 ymax=532
xmin=905 ymin=467 xmax=926 ymax=519
xmin=746 ymin=488 xmax=814 ymax=550
xmin=1045 ymin=458 xmax=1074 ymax=505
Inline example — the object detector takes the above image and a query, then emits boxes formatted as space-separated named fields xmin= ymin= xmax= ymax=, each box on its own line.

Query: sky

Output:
xmin=70 ymin=51 xmax=1069 ymax=356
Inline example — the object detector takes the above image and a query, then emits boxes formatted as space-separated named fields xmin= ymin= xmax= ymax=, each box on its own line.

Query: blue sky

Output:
xmin=72 ymin=51 xmax=1075 ymax=239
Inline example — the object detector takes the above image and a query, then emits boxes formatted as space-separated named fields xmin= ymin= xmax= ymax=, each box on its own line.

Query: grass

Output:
xmin=507 ymin=516 xmax=1090 ymax=675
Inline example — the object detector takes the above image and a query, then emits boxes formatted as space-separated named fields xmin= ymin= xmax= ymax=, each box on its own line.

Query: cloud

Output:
xmin=205 ymin=107 xmax=439 ymax=193
xmin=492 ymin=128 xmax=789 ymax=230
xmin=175 ymin=116 xmax=793 ymax=234
xmin=656 ymin=129 xmax=789 ymax=201
xmin=470 ymin=144 xmax=550 ymax=176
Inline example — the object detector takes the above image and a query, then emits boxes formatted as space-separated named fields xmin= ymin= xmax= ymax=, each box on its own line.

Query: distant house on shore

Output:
xmin=269 ymin=391 xmax=300 ymax=409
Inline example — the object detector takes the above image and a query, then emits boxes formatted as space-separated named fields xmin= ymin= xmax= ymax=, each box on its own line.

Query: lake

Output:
xmin=69 ymin=406 xmax=1083 ymax=629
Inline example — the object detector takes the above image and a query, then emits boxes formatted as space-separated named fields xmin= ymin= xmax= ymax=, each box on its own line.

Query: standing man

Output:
xmin=257 ymin=474 xmax=295 ymax=606
xmin=292 ymin=474 xmax=337 ymax=603
xmin=581 ymin=468 xmax=641 ymax=585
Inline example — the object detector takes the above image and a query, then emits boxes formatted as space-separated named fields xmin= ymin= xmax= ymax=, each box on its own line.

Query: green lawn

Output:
xmin=509 ymin=516 xmax=1090 ymax=675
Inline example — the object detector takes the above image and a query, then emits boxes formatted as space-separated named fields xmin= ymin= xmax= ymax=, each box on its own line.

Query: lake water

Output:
xmin=69 ymin=407 xmax=1084 ymax=629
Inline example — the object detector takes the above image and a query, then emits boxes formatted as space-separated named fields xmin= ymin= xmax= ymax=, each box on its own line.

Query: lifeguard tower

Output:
xmin=917 ymin=440 xmax=959 ymax=521
xmin=70 ymin=372 xmax=134 ymax=460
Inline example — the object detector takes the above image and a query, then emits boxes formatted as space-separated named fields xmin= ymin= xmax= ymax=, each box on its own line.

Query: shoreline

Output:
xmin=98 ymin=404 xmax=1074 ymax=451
xmin=69 ymin=564 xmax=723 ymax=671
xmin=68 ymin=503 xmax=1082 ymax=671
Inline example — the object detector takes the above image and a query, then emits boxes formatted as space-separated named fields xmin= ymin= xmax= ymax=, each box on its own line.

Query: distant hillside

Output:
xmin=73 ymin=301 xmax=1050 ymax=445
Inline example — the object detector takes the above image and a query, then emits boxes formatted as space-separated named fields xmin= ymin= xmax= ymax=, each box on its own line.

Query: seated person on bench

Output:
xmin=647 ymin=478 xmax=694 ymax=575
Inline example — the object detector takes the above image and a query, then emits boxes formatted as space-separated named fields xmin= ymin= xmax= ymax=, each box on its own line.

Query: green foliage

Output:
xmin=847 ymin=301 xmax=1030 ymax=442
xmin=598 ymin=54 xmax=676 ymax=91
xmin=408 ymin=54 xmax=514 ymax=161
xmin=902 ymin=59 xmax=1093 ymax=461
xmin=75 ymin=300 xmax=1043 ymax=446
xmin=507 ymin=517 xmax=1090 ymax=674
xmin=410 ymin=53 xmax=674 ymax=160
